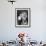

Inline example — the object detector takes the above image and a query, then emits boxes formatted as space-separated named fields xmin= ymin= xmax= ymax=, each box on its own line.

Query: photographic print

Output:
xmin=15 ymin=8 xmax=31 ymax=28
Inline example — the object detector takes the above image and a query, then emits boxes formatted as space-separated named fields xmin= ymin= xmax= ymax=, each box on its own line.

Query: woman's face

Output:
xmin=20 ymin=12 xmax=27 ymax=20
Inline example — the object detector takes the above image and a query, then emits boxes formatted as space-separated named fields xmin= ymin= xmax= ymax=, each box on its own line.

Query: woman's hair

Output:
xmin=17 ymin=10 xmax=28 ymax=17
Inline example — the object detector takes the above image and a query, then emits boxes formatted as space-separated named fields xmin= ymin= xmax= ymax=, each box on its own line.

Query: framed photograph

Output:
xmin=15 ymin=8 xmax=31 ymax=28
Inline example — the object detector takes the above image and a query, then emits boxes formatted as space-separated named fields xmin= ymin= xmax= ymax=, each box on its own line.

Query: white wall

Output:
xmin=0 ymin=0 xmax=46 ymax=42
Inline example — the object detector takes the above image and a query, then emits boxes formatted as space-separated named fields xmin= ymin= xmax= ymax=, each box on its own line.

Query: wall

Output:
xmin=0 ymin=0 xmax=46 ymax=42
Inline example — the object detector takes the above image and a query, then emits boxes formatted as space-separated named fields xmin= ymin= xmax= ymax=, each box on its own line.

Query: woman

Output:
xmin=17 ymin=11 xmax=28 ymax=25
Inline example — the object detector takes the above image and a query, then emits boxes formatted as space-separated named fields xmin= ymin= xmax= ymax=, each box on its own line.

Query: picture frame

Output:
xmin=15 ymin=8 xmax=31 ymax=28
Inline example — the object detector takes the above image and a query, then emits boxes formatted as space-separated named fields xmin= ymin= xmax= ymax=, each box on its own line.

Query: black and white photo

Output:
xmin=15 ymin=8 xmax=31 ymax=27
